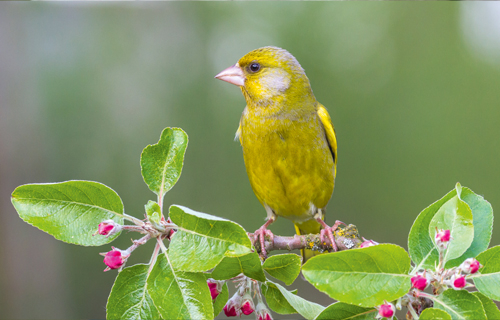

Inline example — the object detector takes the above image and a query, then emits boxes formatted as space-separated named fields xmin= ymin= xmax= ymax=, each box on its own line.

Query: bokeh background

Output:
xmin=1 ymin=2 xmax=500 ymax=319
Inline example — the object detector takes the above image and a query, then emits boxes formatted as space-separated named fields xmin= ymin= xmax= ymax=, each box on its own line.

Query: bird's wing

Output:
xmin=317 ymin=103 xmax=337 ymax=167
xmin=235 ymin=120 xmax=242 ymax=143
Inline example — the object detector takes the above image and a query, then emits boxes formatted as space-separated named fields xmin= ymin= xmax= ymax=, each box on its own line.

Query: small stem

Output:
xmin=157 ymin=236 xmax=168 ymax=255
xmin=437 ymin=249 xmax=444 ymax=271
xmin=410 ymin=265 xmax=420 ymax=276
xmin=416 ymin=292 xmax=435 ymax=301
xmin=127 ymin=234 xmax=152 ymax=254
xmin=148 ymin=242 xmax=161 ymax=273
xmin=122 ymin=225 xmax=145 ymax=232
xmin=123 ymin=213 xmax=145 ymax=226
xmin=157 ymin=194 xmax=165 ymax=221
xmin=254 ymin=281 xmax=264 ymax=304
xmin=407 ymin=301 xmax=419 ymax=320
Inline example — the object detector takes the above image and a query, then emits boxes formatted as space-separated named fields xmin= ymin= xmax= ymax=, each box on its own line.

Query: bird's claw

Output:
xmin=317 ymin=219 xmax=346 ymax=252
xmin=254 ymin=226 xmax=274 ymax=259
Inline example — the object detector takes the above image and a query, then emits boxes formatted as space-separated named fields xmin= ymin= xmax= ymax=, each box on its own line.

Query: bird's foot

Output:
xmin=254 ymin=219 xmax=275 ymax=259
xmin=316 ymin=219 xmax=346 ymax=252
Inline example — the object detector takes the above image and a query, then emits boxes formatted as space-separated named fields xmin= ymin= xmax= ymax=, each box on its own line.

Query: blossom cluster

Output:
xmin=208 ymin=276 xmax=273 ymax=320
xmin=409 ymin=229 xmax=482 ymax=293
xmin=368 ymin=229 xmax=483 ymax=319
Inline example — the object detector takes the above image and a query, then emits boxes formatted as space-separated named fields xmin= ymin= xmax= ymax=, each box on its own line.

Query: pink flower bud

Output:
xmin=207 ymin=278 xmax=223 ymax=300
xmin=459 ymin=258 xmax=482 ymax=274
xmin=258 ymin=312 xmax=273 ymax=320
xmin=360 ymin=239 xmax=378 ymax=248
xmin=435 ymin=229 xmax=451 ymax=250
xmin=446 ymin=274 xmax=467 ymax=290
xmin=100 ymin=247 xmax=129 ymax=271
xmin=454 ymin=276 xmax=466 ymax=288
xmin=453 ymin=275 xmax=467 ymax=290
xmin=165 ymin=218 xmax=176 ymax=240
xmin=94 ymin=220 xmax=122 ymax=237
xmin=223 ymin=292 xmax=242 ymax=317
xmin=167 ymin=228 xmax=176 ymax=240
xmin=411 ymin=274 xmax=429 ymax=291
xmin=223 ymin=304 xmax=238 ymax=317
xmin=240 ymin=293 xmax=255 ymax=315
xmin=376 ymin=301 xmax=395 ymax=319
xmin=256 ymin=302 xmax=273 ymax=320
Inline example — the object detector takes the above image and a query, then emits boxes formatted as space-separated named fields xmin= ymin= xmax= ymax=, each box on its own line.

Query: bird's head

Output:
xmin=215 ymin=47 xmax=315 ymax=107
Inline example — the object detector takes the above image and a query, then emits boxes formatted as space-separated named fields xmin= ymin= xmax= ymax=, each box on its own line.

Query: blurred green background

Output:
xmin=1 ymin=2 xmax=500 ymax=319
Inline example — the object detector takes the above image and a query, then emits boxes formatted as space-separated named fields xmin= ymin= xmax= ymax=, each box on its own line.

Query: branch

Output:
xmin=248 ymin=224 xmax=364 ymax=256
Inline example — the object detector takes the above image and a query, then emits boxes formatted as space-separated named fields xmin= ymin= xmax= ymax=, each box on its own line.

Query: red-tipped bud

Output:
xmin=166 ymin=228 xmax=176 ymax=240
xmin=100 ymin=247 xmax=129 ymax=271
xmin=376 ymin=301 xmax=395 ymax=319
xmin=240 ymin=293 xmax=255 ymax=315
xmin=459 ymin=258 xmax=482 ymax=274
xmin=165 ymin=218 xmax=177 ymax=240
xmin=411 ymin=274 xmax=429 ymax=291
xmin=94 ymin=220 xmax=122 ymax=237
xmin=359 ymin=239 xmax=378 ymax=248
xmin=223 ymin=304 xmax=238 ymax=317
xmin=435 ymin=229 xmax=451 ymax=250
xmin=454 ymin=276 xmax=467 ymax=289
xmin=258 ymin=312 xmax=273 ymax=320
xmin=207 ymin=278 xmax=223 ymax=300
xmin=446 ymin=274 xmax=467 ymax=290
xmin=256 ymin=302 xmax=273 ymax=320
xmin=223 ymin=292 xmax=242 ymax=317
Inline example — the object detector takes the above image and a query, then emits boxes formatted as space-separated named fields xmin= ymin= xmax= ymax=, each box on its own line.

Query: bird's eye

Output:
xmin=249 ymin=63 xmax=261 ymax=72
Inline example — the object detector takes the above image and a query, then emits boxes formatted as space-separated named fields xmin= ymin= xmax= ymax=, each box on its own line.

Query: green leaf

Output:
xmin=409 ymin=188 xmax=456 ymax=272
xmin=262 ymin=282 xmax=297 ymax=315
xmin=472 ymin=292 xmax=500 ymax=320
xmin=141 ymin=127 xmax=188 ymax=198
xmin=471 ymin=246 xmax=500 ymax=301
xmin=147 ymin=253 xmax=213 ymax=320
xmin=263 ymin=253 xmax=301 ymax=285
xmin=265 ymin=281 xmax=324 ymax=320
xmin=446 ymin=187 xmax=493 ymax=268
xmin=210 ymin=253 xmax=266 ymax=282
xmin=420 ymin=308 xmax=452 ymax=320
xmin=168 ymin=205 xmax=252 ymax=272
xmin=11 ymin=180 xmax=124 ymax=246
xmin=107 ymin=264 xmax=161 ymax=320
xmin=433 ymin=289 xmax=486 ymax=320
xmin=302 ymin=244 xmax=411 ymax=307
xmin=212 ymin=282 xmax=228 ymax=318
xmin=145 ymin=200 xmax=162 ymax=226
xmin=429 ymin=184 xmax=474 ymax=264
xmin=314 ymin=302 xmax=376 ymax=320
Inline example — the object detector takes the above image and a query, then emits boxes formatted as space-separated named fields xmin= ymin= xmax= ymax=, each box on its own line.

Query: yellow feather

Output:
xmin=317 ymin=103 xmax=338 ymax=172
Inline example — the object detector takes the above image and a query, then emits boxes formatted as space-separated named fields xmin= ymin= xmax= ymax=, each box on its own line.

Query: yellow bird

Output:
xmin=215 ymin=47 xmax=339 ymax=261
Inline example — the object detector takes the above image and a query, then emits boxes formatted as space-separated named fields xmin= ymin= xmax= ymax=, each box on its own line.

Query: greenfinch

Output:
xmin=216 ymin=47 xmax=338 ymax=261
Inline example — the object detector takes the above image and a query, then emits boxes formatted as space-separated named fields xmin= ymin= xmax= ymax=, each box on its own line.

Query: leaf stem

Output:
xmin=123 ymin=213 xmax=145 ymax=226
xmin=416 ymin=291 xmax=435 ymax=301
xmin=407 ymin=301 xmax=420 ymax=320
xmin=148 ymin=242 xmax=161 ymax=273
xmin=157 ymin=236 xmax=168 ymax=255
xmin=157 ymin=194 xmax=165 ymax=221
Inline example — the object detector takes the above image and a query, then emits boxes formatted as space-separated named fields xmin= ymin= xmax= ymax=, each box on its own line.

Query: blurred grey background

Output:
xmin=1 ymin=2 xmax=500 ymax=319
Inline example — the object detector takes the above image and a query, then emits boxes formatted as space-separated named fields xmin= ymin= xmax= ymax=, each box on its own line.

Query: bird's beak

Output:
xmin=215 ymin=64 xmax=245 ymax=87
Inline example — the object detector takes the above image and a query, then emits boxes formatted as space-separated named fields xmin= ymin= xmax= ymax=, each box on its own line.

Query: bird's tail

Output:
xmin=294 ymin=219 xmax=322 ymax=262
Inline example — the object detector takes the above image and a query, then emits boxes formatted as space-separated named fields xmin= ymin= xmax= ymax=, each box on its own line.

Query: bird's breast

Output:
xmin=240 ymin=111 xmax=335 ymax=222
